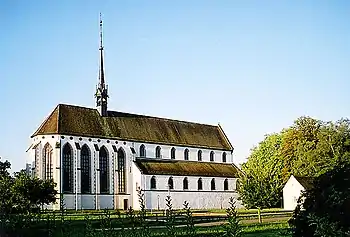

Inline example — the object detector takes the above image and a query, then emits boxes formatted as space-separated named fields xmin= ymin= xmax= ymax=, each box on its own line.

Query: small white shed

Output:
xmin=283 ymin=175 xmax=314 ymax=210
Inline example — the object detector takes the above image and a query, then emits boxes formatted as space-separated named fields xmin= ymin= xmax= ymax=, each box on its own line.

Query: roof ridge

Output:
xmin=58 ymin=103 xmax=219 ymax=128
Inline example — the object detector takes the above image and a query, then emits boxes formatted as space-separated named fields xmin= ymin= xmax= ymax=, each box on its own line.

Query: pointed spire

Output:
xmin=99 ymin=12 xmax=105 ymax=87
xmin=95 ymin=12 xmax=108 ymax=117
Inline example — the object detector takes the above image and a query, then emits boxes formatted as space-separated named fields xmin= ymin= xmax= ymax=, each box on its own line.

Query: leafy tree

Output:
xmin=239 ymin=116 xmax=350 ymax=209
xmin=289 ymin=162 xmax=350 ymax=237
xmin=238 ymin=133 xmax=284 ymax=210
xmin=0 ymin=159 xmax=57 ymax=214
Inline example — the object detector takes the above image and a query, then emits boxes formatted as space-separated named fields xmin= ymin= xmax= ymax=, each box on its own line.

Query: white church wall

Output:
xmin=30 ymin=134 xmax=238 ymax=210
xmin=142 ymin=174 xmax=241 ymax=210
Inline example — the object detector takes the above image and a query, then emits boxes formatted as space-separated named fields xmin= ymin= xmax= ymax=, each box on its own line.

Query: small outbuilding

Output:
xmin=283 ymin=175 xmax=315 ymax=210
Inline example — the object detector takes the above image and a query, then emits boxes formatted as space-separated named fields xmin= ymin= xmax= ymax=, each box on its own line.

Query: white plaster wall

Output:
xmin=81 ymin=195 xmax=96 ymax=209
xmin=142 ymin=175 xmax=241 ymax=210
xmin=283 ymin=176 xmax=305 ymax=210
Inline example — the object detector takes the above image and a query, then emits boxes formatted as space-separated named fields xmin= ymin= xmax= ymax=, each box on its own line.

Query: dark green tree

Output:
xmin=289 ymin=162 xmax=350 ymax=237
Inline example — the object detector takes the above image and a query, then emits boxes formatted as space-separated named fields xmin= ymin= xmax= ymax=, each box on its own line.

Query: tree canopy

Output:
xmin=0 ymin=157 xmax=58 ymax=214
xmin=238 ymin=116 xmax=350 ymax=209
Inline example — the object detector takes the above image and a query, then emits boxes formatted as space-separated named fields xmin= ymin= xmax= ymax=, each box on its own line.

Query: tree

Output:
xmin=238 ymin=133 xmax=285 ymax=211
xmin=239 ymin=116 xmax=350 ymax=210
xmin=289 ymin=162 xmax=350 ymax=237
xmin=0 ymin=159 xmax=57 ymax=214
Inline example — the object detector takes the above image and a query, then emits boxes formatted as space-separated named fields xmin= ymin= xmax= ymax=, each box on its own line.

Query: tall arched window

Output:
xmin=62 ymin=143 xmax=73 ymax=193
xmin=210 ymin=151 xmax=215 ymax=162
xmin=140 ymin=144 xmax=146 ymax=157
xmin=150 ymin=176 xmax=156 ymax=189
xmin=81 ymin=144 xmax=91 ymax=194
xmin=211 ymin=178 xmax=216 ymax=190
xmin=197 ymin=178 xmax=203 ymax=190
xmin=222 ymin=152 xmax=227 ymax=163
xmin=118 ymin=148 xmax=126 ymax=193
xmin=171 ymin=147 xmax=176 ymax=159
xmin=34 ymin=146 xmax=40 ymax=177
xmin=183 ymin=177 xmax=188 ymax=190
xmin=43 ymin=143 xmax=53 ymax=180
xmin=155 ymin=146 xmax=161 ymax=158
xmin=168 ymin=177 xmax=174 ymax=190
xmin=197 ymin=150 xmax=202 ymax=161
xmin=224 ymin=179 xmax=229 ymax=191
xmin=184 ymin=149 xmax=189 ymax=160
xmin=99 ymin=146 xmax=109 ymax=194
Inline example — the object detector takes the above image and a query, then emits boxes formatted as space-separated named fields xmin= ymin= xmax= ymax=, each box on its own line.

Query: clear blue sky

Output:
xmin=1 ymin=0 xmax=350 ymax=172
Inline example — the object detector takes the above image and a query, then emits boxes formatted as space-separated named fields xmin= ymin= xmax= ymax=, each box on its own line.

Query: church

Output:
xmin=27 ymin=17 xmax=242 ymax=211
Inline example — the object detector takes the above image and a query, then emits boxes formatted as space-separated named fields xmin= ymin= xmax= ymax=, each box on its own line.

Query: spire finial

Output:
xmin=95 ymin=12 xmax=108 ymax=117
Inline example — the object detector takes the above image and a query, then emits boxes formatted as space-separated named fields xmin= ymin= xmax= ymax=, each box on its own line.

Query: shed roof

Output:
xmin=294 ymin=176 xmax=315 ymax=190
xmin=135 ymin=158 xmax=241 ymax=177
xmin=32 ymin=104 xmax=233 ymax=150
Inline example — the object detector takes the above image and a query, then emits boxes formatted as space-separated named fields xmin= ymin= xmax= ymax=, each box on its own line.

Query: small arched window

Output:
xmin=184 ymin=149 xmax=189 ymax=160
xmin=168 ymin=177 xmax=174 ymax=190
xmin=224 ymin=179 xmax=229 ymax=191
xmin=183 ymin=177 xmax=188 ymax=190
xmin=197 ymin=178 xmax=203 ymax=190
xmin=197 ymin=150 xmax=202 ymax=161
xmin=211 ymin=178 xmax=216 ymax=190
xmin=155 ymin=146 xmax=161 ymax=158
xmin=222 ymin=152 xmax=227 ymax=163
xmin=150 ymin=176 xmax=156 ymax=189
xmin=140 ymin=144 xmax=146 ymax=157
xmin=210 ymin=151 xmax=215 ymax=162
xmin=171 ymin=147 xmax=176 ymax=159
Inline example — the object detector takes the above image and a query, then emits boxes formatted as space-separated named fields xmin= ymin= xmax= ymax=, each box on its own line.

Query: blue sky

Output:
xmin=1 ymin=0 xmax=350 ymax=172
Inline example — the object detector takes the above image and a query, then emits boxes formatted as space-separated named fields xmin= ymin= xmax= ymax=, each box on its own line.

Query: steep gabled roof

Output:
xmin=294 ymin=176 xmax=315 ymax=190
xmin=135 ymin=158 xmax=241 ymax=177
xmin=32 ymin=104 xmax=233 ymax=150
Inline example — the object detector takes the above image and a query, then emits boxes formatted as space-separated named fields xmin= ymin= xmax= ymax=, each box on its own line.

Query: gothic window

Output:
xmin=81 ymin=144 xmax=91 ymax=194
xmin=140 ymin=144 xmax=146 ymax=157
xmin=118 ymin=148 xmax=126 ymax=193
xmin=150 ymin=176 xmax=156 ymax=189
xmin=43 ymin=143 xmax=53 ymax=180
xmin=155 ymin=146 xmax=161 ymax=158
xmin=197 ymin=178 xmax=203 ymax=190
xmin=222 ymin=152 xmax=227 ymax=163
xmin=210 ymin=151 xmax=215 ymax=162
xmin=184 ymin=149 xmax=189 ymax=160
xmin=170 ymin=147 xmax=176 ymax=159
xmin=99 ymin=146 xmax=109 ymax=194
xmin=197 ymin=150 xmax=202 ymax=161
xmin=224 ymin=179 xmax=229 ymax=191
xmin=183 ymin=177 xmax=188 ymax=190
xmin=62 ymin=143 xmax=73 ymax=193
xmin=211 ymin=178 xmax=216 ymax=190
xmin=168 ymin=177 xmax=174 ymax=190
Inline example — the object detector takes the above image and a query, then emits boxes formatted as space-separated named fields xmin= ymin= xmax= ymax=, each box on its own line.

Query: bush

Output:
xmin=289 ymin=163 xmax=350 ymax=236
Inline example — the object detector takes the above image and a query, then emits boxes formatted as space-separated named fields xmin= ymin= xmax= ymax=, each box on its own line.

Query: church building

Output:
xmin=27 ymin=16 xmax=242 ymax=211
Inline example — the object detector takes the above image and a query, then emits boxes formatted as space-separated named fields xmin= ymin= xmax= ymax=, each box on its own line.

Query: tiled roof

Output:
xmin=32 ymin=104 xmax=233 ymax=150
xmin=135 ymin=158 xmax=241 ymax=177
xmin=294 ymin=176 xmax=315 ymax=190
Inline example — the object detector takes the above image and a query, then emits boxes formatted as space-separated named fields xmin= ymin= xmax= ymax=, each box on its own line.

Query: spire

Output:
xmin=95 ymin=12 xmax=108 ymax=117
